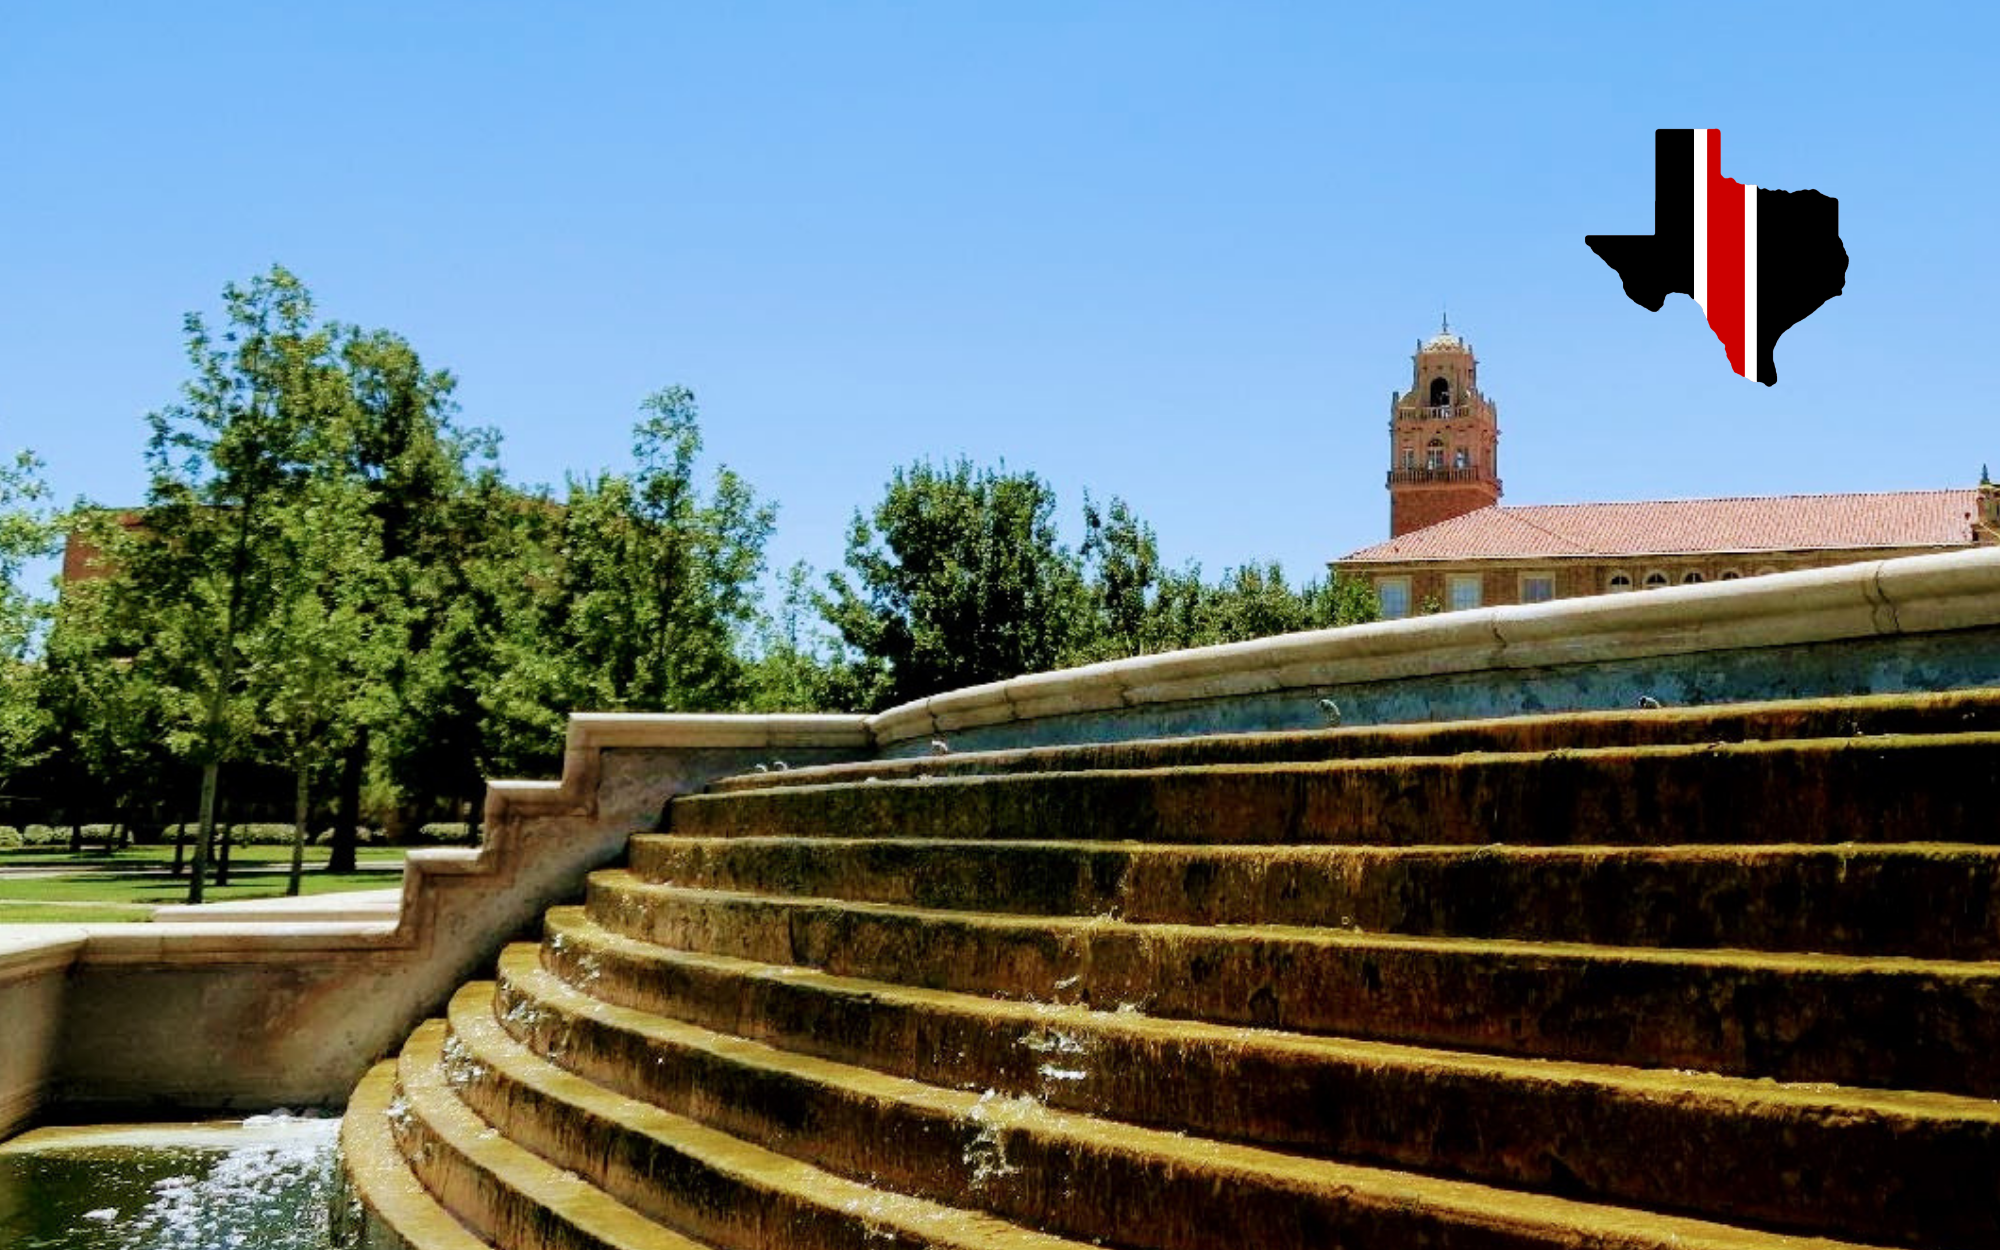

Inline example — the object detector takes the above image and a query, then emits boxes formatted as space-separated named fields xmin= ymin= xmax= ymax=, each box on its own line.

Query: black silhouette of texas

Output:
xmin=1586 ymin=129 xmax=1847 ymax=386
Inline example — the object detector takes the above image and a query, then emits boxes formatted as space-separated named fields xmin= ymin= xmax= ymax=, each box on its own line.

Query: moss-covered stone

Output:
xmin=343 ymin=692 xmax=2000 ymax=1249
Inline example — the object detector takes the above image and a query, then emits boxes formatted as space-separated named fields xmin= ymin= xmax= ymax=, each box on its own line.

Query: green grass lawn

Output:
xmin=0 ymin=902 xmax=158 ymax=923
xmin=0 ymin=843 xmax=408 ymax=869
xmin=0 ymin=843 xmax=409 ymax=923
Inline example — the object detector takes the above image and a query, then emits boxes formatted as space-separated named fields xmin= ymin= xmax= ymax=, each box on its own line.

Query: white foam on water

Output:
xmin=11 ymin=1114 xmax=342 ymax=1250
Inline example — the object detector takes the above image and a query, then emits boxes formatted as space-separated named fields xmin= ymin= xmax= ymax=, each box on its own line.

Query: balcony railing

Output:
xmin=1387 ymin=467 xmax=1499 ymax=487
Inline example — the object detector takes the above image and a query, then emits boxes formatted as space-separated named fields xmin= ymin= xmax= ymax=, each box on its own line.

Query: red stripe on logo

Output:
xmin=1706 ymin=131 xmax=1747 ymax=377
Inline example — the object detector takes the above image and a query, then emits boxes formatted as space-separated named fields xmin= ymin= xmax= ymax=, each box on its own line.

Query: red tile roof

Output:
xmin=1341 ymin=489 xmax=1982 ymax=563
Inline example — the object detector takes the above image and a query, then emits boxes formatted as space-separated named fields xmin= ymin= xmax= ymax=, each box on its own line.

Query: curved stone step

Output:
xmin=706 ymin=688 xmax=2000 ymax=794
xmin=583 ymin=873 xmax=2000 ymax=1095
xmin=441 ymin=981 xmax=1128 ymax=1250
xmin=628 ymin=835 xmax=2000 ymax=959
xmin=503 ymin=936 xmax=2000 ymax=1248
xmin=336 ymin=1059 xmax=493 ymax=1250
xmin=390 ymin=1019 xmax=712 ymax=1250
xmin=463 ymin=956 xmax=1903 ymax=1250
xmin=669 ymin=735 xmax=2000 ymax=848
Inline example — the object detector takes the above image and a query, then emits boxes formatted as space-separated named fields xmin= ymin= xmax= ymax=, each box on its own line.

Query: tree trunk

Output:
xmin=287 ymin=762 xmax=309 ymax=897
xmin=216 ymin=816 xmax=232 ymax=888
xmin=187 ymin=475 xmax=260 ymax=904
xmin=187 ymin=761 xmax=220 ymax=903
xmin=171 ymin=818 xmax=188 ymax=876
xmin=329 ymin=728 xmax=364 ymax=873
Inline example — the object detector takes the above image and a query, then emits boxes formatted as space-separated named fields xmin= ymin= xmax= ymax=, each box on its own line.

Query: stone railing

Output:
xmin=2 ymin=545 xmax=1997 ymax=1137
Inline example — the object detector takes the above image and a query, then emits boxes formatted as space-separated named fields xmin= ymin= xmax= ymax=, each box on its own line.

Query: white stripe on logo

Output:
xmin=1742 ymin=183 xmax=1758 ymax=379
xmin=1692 ymin=128 xmax=1708 ymax=313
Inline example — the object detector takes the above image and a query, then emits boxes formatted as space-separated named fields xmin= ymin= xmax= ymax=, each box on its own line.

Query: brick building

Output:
xmin=1334 ymin=324 xmax=1999 ymax=619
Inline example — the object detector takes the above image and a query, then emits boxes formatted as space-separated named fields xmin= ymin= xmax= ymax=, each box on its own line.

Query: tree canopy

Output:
xmin=820 ymin=460 xmax=1089 ymax=711
xmin=818 ymin=461 xmax=1376 ymax=710
xmin=16 ymin=266 xmax=1383 ymax=873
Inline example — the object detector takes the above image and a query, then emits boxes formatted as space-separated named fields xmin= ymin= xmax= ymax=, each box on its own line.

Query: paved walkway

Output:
xmin=152 ymin=887 xmax=404 ymax=924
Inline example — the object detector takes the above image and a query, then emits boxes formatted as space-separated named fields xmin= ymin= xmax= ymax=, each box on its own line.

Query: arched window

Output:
xmin=1608 ymin=572 xmax=1633 ymax=592
xmin=1755 ymin=566 xmax=1779 ymax=577
xmin=1681 ymin=571 xmax=1705 ymax=585
xmin=1719 ymin=570 xmax=1741 ymax=581
xmin=1425 ymin=438 xmax=1445 ymax=469
xmin=1643 ymin=571 xmax=1669 ymax=589
xmin=1428 ymin=377 xmax=1451 ymax=407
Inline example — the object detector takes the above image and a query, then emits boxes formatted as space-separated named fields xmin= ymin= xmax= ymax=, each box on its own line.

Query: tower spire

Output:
xmin=1441 ymin=307 xmax=1450 ymax=335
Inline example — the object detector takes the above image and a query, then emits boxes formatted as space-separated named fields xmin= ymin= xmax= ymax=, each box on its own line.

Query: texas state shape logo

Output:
xmin=1586 ymin=129 xmax=1848 ymax=386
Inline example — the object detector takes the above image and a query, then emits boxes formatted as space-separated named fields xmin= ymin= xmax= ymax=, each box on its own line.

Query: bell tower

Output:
xmin=1387 ymin=318 xmax=1501 ymax=537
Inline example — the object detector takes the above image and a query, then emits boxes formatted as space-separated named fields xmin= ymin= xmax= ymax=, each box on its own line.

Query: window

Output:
xmin=1520 ymin=574 xmax=1555 ymax=604
xmin=1643 ymin=571 xmax=1669 ymax=589
xmin=1681 ymin=571 xmax=1705 ymax=585
xmin=1755 ymin=566 xmax=1779 ymax=577
xmin=1453 ymin=447 xmax=1470 ymax=469
xmin=1448 ymin=575 xmax=1482 ymax=611
xmin=1402 ymin=447 xmax=1415 ymax=468
xmin=1719 ymin=570 xmax=1741 ymax=581
xmin=1377 ymin=578 xmax=1411 ymax=620
xmin=1608 ymin=572 xmax=1633 ymax=592
xmin=1426 ymin=437 xmax=1445 ymax=469
xmin=1428 ymin=377 xmax=1451 ymax=407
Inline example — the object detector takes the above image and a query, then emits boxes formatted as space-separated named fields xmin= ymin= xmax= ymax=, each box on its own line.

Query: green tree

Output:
xmin=242 ymin=471 xmax=386 ymax=895
xmin=742 ymin=561 xmax=840 ymax=712
xmin=126 ymin=266 xmax=350 ymax=902
xmin=327 ymin=325 xmax=493 ymax=867
xmin=33 ymin=542 xmax=182 ymax=852
xmin=1302 ymin=569 xmax=1380 ymax=631
xmin=821 ymin=459 xmax=1089 ymax=709
xmin=1076 ymin=493 xmax=1162 ymax=663
xmin=377 ymin=471 xmax=561 ymax=832
xmin=0 ymin=450 xmax=57 ymax=780
xmin=1073 ymin=496 xmax=1378 ymax=660
xmin=548 ymin=387 xmax=775 ymax=713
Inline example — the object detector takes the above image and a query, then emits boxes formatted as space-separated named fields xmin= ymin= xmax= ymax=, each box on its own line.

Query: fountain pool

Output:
xmin=0 ymin=1115 xmax=342 ymax=1250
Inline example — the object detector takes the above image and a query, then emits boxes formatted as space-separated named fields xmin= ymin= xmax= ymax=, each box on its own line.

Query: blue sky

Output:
xmin=2 ymin=3 xmax=1992 ymax=597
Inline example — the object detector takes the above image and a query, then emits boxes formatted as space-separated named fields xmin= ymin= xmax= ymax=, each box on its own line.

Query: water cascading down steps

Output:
xmin=339 ymin=691 xmax=2000 ymax=1249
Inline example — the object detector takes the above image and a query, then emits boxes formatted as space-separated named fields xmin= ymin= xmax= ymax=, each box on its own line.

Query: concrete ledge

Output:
xmin=869 ymin=547 xmax=2000 ymax=749
xmin=0 ymin=927 xmax=87 ymax=984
